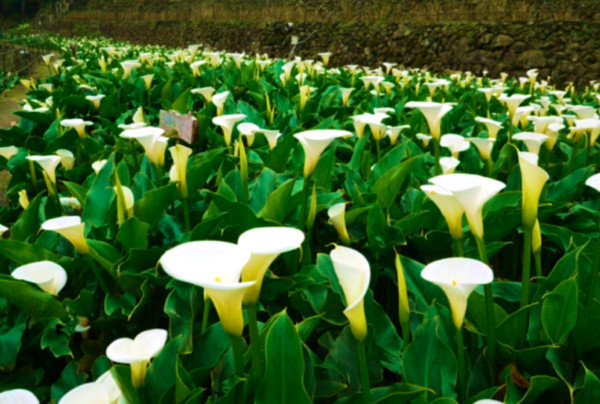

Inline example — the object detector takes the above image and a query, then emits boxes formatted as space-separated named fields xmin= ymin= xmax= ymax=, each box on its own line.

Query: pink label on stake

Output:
xmin=159 ymin=110 xmax=198 ymax=144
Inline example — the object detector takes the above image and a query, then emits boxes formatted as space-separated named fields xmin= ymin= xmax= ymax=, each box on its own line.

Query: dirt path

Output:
xmin=0 ymin=62 xmax=48 ymax=128
xmin=0 ymin=58 xmax=49 ymax=205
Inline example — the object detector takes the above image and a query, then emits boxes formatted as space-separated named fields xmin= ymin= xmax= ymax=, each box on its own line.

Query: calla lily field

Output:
xmin=1 ymin=32 xmax=600 ymax=403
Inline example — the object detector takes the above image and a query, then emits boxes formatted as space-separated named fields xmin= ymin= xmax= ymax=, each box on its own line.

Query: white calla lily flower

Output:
xmin=405 ymin=102 xmax=454 ymax=139
xmin=294 ymin=129 xmax=352 ymax=177
xmin=106 ymin=329 xmax=168 ymax=388
xmin=421 ymin=257 xmax=493 ymax=328
xmin=440 ymin=134 xmax=470 ymax=158
xmin=42 ymin=216 xmax=89 ymax=254
xmin=498 ymin=93 xmax=530 ymax=119
xmin=0 ymin=146 xmax=19 ymax=161
xmin=92 ymin=159 xmax=107 ymax=174
xmin=212 ymin=91 xmax=230 ymax=115
xmin=327 ymin=203 xmax=351 ymax=245
xmin=440 ymin=156 xmax=460 ymax=174
xmin=160 ymin=241 xmax=253 ymax=336
xmin=27 ymin=155 xmax=61 ymax=184
xmin=474 ymin=117 xmax=502 ymax=139
xmin=469 ymin=138 xmax=496 ymax=161
xmin=513 ymin=132 xmax=549 ymax=155
xmin=0 ymin=389 xmax=39 ymax=404
xmin=169 ymin=144 xmax=192 ymax=197
xmin=212 ymin=114 xmax=246 ymax=147
xmin=55 ymin=149 xmax=75 ymax=170
xmin=191 ymin=86 xmax=215 ymax=102
xmin=421 ymin=184 xmax=464 ymax=240
xmin=59 ymin=383 xmax=110 ymax=404
xmin=60 ymin=119 xmax=93 ymax=139
xmin=429 ymin=174 xmax=506 ymax=239
xmin=120 ymin=127 xmax=166 ymax=165
xmin=86 ymin=94 xmax=105 ymax=109
xmin=258 ymin=129 xmax=281 ymax=150
xmin=330 ymin=246 xmax=371 ymax=341
xmin=237 ymin=123 xmax=261 ymax=146
xmin=238 ymin=227 xmax=304 ymax=304
xmin=12 ymin=261 xmax=67 ymax=295
xmin=340 ymin=87 xmax=353 ymax=106
xmin=586 ymin=173 xmax=600 ymax=193
xmin=518 ymin=152 xmax=549 ymax=229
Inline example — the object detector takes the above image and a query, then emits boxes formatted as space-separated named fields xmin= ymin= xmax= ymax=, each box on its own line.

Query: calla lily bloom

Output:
xmin=421 ymin=184 xmax=464 ymax=240
xmin=544 ymin=122 xmax=564 ymax=150
xmin=421 ymin=257 xmax=493 ymax=328
xmin=85 ymin=94 xmax=105 ymax=109
xmin=528 ymin=115 xmax=562 ymax=134
xmin=60 ymin=197 xmax=82 ymax=211
xmin=169 ymin=144 xmax=192 ymax=197
xmin=258 ymin=129 xmax=281 ymax=150
xmin=440 ymin=156 xmax=460 ymax=174
xmin=0 ymin=224 xmax=8 ymax=237
xmin=96 ymin=371 xmax=124 ymax=404
xmin=12 ymin=261 xmax=67 ymax=295
xmin=469 ymin=138 xmax=496 ymax=161
xmin=113 ymin=185 xmax=134 ymax=219
xmin=61 ymin=119 xmax=93 ymax=139
xmin=518 ymin=152 xmax=549 ymax=229
xmin=416 ymin=133 xmax=432 ymax=147
xmin=27 ymin=155 xmax=61 ymax=184
xmin=120 ymin=127 xmax=167 ymax=165
xmin=475 ymin=117 xmax=502 ymax=139
xmin=92 ymin=159 xmax=107 ymax=174
xmin=212 ymin=114 xmax=246 ymax=147
xmin=340 ymin=87 xmax=353 ymax=106
xmin=294 ymin=129 xmax=352 ymax=177
xmin=330 ymin=246 xmax=371 ymax=341
xmin=569 ymin=105 xmax=597 ymax=120
xmin=498 ymin=93 xmax=530 ymax=120
xmin=404 ymin=101 xmax=454 ymax=140
xmin=429 ymin=174 xmax=506 ymax=239
xmin=106 ymin=329 xmax=168 ymax=388
xmin=192 ymin=86 xmax=215 ymax=102
xmin=212 ymin=91 xmax=230 ymax=116
xmin=190 ymin=61 xmax=207 ymax=76
xmin=120 ymin=60 xmax=140 ymax=79
xmin=0 ymin=389 xmax=39 ymax=404
xmin=586 ymin=173 xmax=600 ymax=193
xmin=387 ymin=125 xmax=410 ymax=145
xmin=570 ymin=119 xmax=600 ymax=146
xmin=0 ymin=146 xmax=19 ymax=161
xmin=318 ymin=52 xmax=332 ymax=66
xmin=41 ymin=216 xmax=89 ymax=254
xmin=513 ymin=132 xmax=549 ymax=155
xmin=160 ymin=241 xmax=253 ymax=336
xmin=361 ymin=75 xmax=384 ymax=91
xmin=55 ymin=149 xmax=75 ymax=170
xmin=328 ymin=203 xmax=351 ymax=245
xmin=238 ymin=227 xmax=304 ymax=304
xmin=238 ymin=123 xmax=260 ymax=146
xmin=141 ymin=74 xmax=154 ymax=91
xmin=19 ymin=190 xmax=29 ymax=209
xmin=440 ymin=134 xmax=470 ymax=158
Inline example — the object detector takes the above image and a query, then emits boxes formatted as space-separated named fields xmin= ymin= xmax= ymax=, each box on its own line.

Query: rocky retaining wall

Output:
xmin=45 ymin=1 xmax=600 ymax=86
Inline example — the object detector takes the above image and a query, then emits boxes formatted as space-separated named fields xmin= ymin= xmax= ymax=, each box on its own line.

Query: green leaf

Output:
xmin=256 ymin=311 xmax=311 ymax=404
xmin=63 ymin=181 xmax=89 ymax=206
xmin=371 ymin=156 xmax=419 ymax=209
xmin=258 ymin=178 xmax=295 ymax=223
xmin=402 ymin=317 xmax=457 ymax=399
xmin=172 ymin=89 xmax=192 ymax=114
xmin=0 ymin=313 xmax=27 ymax=371
xmin=165 ymin=284 xmax=196 ymax=354
xmin=134 ymin=182 xmax=178 ymax=227
xmin=51 ymin=361 xmax=88 ymax=403
xmin=82 ymin=155 xmax=115 ymax=227
xmin=10 ymin=193 xmax=43 ymax=241
xmin=0 ymin=275 xmax=68 ymax=320
xmin=41 ymin=321 xmax=72 ymax=357
xmin=0 ymin=239 xmax=59 ymax=264
xmin=542 ymin=278 xmax=578 ymax=345
xmin=117 ymin=217 xmax=150 ymax=250
xmin=574 ymin=363 xmax=600 ymax=404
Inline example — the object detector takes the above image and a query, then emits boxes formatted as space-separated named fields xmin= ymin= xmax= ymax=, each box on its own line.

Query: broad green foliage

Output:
xmin=0 ymin=32 xmax=599 ymax=403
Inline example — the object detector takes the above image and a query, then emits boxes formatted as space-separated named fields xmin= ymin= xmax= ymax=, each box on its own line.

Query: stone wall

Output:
xmin=45 ymin=0 xmax=600 ymax=86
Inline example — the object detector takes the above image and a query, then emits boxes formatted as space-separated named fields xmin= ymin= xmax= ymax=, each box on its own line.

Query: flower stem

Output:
xmin=355 ymin=339 xmax=371 ymax=404
xmin=246 ymin=304 xmax=263 ymax=382
xmin=520 ymin=226 xmax=532 ymax=308
xmin=452 ymin=238 xmax=464 ymax=257
xmin=456 ymin=327 xmax=466 ymax=402
xmin=433 ymin=138 xmax=441 ymax=175
xmin=375 ymin=138 xmax=381 ymax=162
xmin=299 ymin=176 xmax=311 ymax=230
xmin=229 ymin=334 xmax=245 ymax=377
xmin=585 ymin=231 xmax=600 ymax=305
xmin=475 ymin=236 xmax=497 ymax=377
xmin=182 ymin=198 xmax=191 ymax=232
xmin=534 ymin=249 xmax=542 ymax=278
xmin=201 ymin=298 xmax=211 ymax=334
